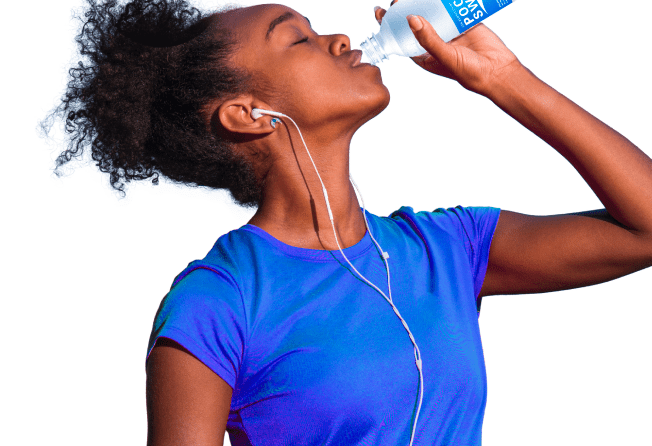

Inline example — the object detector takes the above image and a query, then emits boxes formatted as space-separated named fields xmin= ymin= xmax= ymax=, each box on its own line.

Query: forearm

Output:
xmin=487 ymin=64 xmax=652 ymax=235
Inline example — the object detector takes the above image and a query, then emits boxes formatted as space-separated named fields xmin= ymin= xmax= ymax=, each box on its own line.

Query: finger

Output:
xmin=407 ymin=15 xmax=458 ymax=70
xmin=375 ymin=7 xmax=389 ymax=25
xmin=412 ymin=54 xmax=456 ymax=80
xmin=376 ymin=1 xmax=397 ymax=25
xmin=374 ymin=6 xmax=385 ymax=25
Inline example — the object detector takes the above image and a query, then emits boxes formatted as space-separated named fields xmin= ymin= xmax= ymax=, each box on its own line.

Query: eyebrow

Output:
xmin=265 ymin=12 xmax=312 ymax=41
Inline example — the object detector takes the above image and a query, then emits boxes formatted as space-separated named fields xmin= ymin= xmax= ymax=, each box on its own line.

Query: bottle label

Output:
xmin=441 ymin=0 xmax=513 ymax=34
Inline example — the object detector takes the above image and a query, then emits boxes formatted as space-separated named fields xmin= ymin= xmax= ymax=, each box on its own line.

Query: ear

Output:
xmin=210 ymin=95 xmax=275 ymax=135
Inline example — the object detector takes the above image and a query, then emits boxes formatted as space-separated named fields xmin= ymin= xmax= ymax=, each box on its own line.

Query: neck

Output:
xmin=246 ymin=125 xmax=367 ymax=251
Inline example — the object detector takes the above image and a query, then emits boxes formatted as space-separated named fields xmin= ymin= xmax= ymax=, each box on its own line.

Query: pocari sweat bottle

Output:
xmin=361 ymin=0 xmax=517 ymax=65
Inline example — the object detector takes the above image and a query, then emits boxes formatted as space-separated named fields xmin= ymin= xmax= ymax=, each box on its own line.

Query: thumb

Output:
xmin=407 ymin=15 xmax=457 ymax=68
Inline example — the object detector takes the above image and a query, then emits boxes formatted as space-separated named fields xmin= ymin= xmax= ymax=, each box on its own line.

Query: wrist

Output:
xmin=483 ymin=62 xmax=568 ymax=149
xmin=484 ymin=62 xmax=538 ymax=105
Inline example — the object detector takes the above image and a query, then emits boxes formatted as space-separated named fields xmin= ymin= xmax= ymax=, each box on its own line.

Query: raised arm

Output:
xmin=479 ymin=63 xmax=652 ymax=296
xmin=397 ymin=14 xmax=652 ymax=295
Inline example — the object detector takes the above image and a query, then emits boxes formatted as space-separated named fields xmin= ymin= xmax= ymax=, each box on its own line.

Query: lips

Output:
xmin=349 ymin=50 xmax=363 ymax=67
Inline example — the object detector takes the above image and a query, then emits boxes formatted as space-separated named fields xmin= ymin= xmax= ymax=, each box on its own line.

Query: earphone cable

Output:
xmin=257 ymin=110 xmax=424 ymax=446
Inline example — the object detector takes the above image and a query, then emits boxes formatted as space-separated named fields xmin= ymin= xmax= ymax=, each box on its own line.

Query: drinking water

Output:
xmin=361 ymin=0 xmax=516 ymax=65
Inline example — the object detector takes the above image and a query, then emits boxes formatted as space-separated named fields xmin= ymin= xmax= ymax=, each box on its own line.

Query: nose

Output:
xmin=328 ymin=34 xmax=351 ymax=55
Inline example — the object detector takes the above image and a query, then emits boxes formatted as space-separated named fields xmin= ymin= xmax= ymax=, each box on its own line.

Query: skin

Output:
xmin=147 ymin=2 xmax=652 ymax=444
xmin=204 ymin=1 xmax=652 ymax=297
xmin=206 ymin=4 xmax=391 ymax=251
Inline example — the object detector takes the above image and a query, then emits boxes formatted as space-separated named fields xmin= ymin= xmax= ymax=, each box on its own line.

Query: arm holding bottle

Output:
xmin=376 ymin=6 xmax=652 ymax=296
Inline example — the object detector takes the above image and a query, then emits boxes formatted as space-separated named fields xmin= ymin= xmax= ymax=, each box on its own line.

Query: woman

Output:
xmin=47 ymin=0 xmax=652 ymax=444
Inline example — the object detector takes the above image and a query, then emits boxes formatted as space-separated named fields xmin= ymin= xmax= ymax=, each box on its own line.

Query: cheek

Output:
xmin=325 ymin=67 xmax=389 ymax=119
xmin=270 ymin=58 xmax=387 ymax=121
xmin=270 ymin=63 xmax=341 ymax=115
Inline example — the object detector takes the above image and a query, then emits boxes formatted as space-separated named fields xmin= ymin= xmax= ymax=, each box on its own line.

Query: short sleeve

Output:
xmin=393 ymin=205 xmax=501 ymax=301
xmin=145 ymin=266 xmax=247 ymax=389
xmin=446 ymin=206 xmax=501 ymax=298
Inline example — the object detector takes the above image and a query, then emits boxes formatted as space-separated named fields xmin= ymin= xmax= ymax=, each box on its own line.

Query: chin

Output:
xmin=373 ymin=87 xmax=391 ymax=115
xmin=356 ymin=89 xmax=391 ymax=128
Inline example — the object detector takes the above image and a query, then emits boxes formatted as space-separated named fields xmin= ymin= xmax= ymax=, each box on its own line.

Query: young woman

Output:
xmin=48 ymin=0 xmax=652 ymax=445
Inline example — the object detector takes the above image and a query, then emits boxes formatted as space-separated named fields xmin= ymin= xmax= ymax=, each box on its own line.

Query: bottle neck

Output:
xmin=361 ymin=33 xmax=388 ymax=66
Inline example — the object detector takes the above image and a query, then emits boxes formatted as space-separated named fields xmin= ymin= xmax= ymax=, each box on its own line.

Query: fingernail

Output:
xmin=407 ymin=15 xmax=423 ymax=31
xmin=374 ymin=6 xmax=381 ymax=12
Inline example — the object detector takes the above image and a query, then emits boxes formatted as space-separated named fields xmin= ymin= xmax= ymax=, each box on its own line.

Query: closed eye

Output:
xmin=294 ymin=37 xmax=309 ymax=45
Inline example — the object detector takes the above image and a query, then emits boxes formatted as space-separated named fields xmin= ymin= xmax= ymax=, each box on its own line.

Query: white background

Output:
xmin=3 ymin=0 xmax=651 ymax=444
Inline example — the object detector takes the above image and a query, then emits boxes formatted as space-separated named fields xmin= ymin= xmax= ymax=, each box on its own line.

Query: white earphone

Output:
xmin=250 ymin=107 xmax=424 ymax=446
xmin=251 ymin=108 xmax=283 ymax=120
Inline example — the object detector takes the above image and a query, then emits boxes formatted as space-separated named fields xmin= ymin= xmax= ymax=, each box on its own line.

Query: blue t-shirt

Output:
xmin=146 ymin=205 xmax=501 ymax=445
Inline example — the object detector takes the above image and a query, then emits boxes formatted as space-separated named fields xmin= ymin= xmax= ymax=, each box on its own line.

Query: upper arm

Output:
xmin=146 ymin=337 xmax=233 ymax=446
xmin=479 ymin=209 xmax=652 ymax=297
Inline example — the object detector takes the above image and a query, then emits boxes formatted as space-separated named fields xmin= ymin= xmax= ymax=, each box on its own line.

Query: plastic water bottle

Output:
xmin=361 ymin=0 xmax=517 ymax=65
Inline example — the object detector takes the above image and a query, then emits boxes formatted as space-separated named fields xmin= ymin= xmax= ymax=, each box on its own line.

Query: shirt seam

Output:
xmin=393 ymin=210 xmax=434 ymax=267
xmin=475 ymin=209 xmax=502 ymax=312
xmin=172 ymin=263 xmax=249 ymax=385
xmin=239 ymin=410 xmax=255 ymax=446
xmin=453 ymin=208 xmax=477 ymax=280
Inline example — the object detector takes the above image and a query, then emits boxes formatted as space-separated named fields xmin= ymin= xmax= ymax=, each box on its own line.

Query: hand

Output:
xmin=374 ymin=1 xmax=523 ymax=97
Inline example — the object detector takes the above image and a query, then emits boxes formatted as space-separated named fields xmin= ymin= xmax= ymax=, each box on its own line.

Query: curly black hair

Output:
xmin=43 ymin=0 xmax=265 ymax=207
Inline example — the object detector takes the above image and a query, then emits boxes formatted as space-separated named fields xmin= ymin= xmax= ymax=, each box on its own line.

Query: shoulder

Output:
xmin=162 ymin=228 xmax=256 ymax=311
xmin=168 ymin=225 xmax=264 ymax=290
xmin=387 ymin=205 xmax=501 ymax=240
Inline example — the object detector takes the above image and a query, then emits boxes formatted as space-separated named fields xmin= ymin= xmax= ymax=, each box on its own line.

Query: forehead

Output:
xmin=217 ymin=4 xmax=307 ymax=68
xmin=220 ymin=3 xmax=303 ymax=41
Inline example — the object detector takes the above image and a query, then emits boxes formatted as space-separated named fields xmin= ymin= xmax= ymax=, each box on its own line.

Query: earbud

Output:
xmin=251 ymin=108 xmax=286 ymax=120
xmin=252 ymin=109 xmax=284 ymax=129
